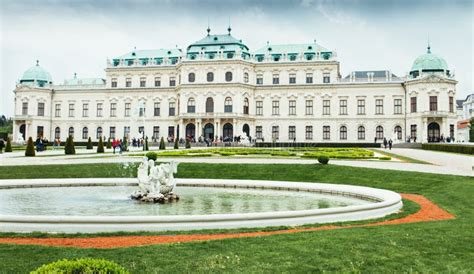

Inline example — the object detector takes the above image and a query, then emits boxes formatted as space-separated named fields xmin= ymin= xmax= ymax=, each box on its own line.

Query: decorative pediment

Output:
xmin=204 ymin=91 xmax=217 ymax=97
xmin=123 ymin=96 xmax=133 ymax=102
xmin=185 ymin=91 xmax=198 ymax=98
xmin=427 ymin=89 xmax=439 ymax=96
xmin=223 ymin=90 xmax=235 ymax=97
xmin=152 ymin=96 xmax=162 ymax=101
xmin=287 ymin=93 xmax=298 ymax=99
xmin=242 ymin=92 xmax=251 ymax=98
xmin=321 ymin=93 xmax=332 ymax=99
xmin=109 ymin=97 xmax=119 ymax=102
xmin=408 ymin=90 xmax=418 ymax=96
xmin=304 ymin=93 xmax=315 ymax=99
xmin=255 ymin=94 xmax=265 ymax=100
xmin=270 ymin=94 xmax=281 ymax=100
xmin=138 ymin=96 xmax=147 ymax=102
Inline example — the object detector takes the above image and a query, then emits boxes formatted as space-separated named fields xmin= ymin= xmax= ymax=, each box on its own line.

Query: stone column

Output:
xmin=179 ymin=120 xmax=185 ymax=139
xmin=422 ymin=118 xmax=428 ymax=143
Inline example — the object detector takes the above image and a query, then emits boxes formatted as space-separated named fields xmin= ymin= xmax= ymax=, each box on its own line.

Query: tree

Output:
xmin=86 ymin=137 xmax=93 ymax=149
xmin=122 ymin=137 xmax=128 ymax=152
xmin=159 ymin=137 xmax=166 ymax=150
xmin=470 ymin=118 xmax=474 ymax=143
xmin=5 ymin=137 xmax=12 ymax=152
xmin=97 ymin=137 xmax=104 ymax=153
xmin=106 ymin=138 xmax=112 ymax=149
xmin=174 ymin=138 xmax=179 ymax=149
xmin=143 ymin=136 xmax=149 ymax=151
xmin=25 ymin=137 xmax=35 ymax=157
xmin=65 ymin=136 xmax=76 ymax=155
xmin=185 ymin=138 xmax=191 ymax=149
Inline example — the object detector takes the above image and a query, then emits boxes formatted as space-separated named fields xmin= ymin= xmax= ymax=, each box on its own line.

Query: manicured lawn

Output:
xmin=0 ymin=163 xmax=472 ymax=272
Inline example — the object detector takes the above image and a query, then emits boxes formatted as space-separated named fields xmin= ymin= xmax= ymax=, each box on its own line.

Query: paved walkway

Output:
xmin=0 ymin=148 xmax=472 ymax=177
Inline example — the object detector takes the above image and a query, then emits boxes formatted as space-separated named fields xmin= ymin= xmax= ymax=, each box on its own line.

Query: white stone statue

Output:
xmin=16 ymin=134 xmax=25 ymax=145
xmin=131 ymin=157 xmax=180 ymax=203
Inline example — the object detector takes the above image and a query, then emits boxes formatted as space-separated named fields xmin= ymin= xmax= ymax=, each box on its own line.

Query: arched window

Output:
xmin=376 ymin=126 xmax=384 ymax=140
xmin=206 ymin=97 xmax=214 ymax=113
xmin=82 ymin=127 xmax=88 ymax=139
xmin=187 ymin=98 xmax=196 ymax=113
xmin=225 ymin=71 xmax=233 ymax=82
xmin=358 ymin=126 xmax=365 ymax=140
xmin=54 ymin=127 xmax=60 ymax=139
xmin=96 ymin=127 xmax=103 ymax=139
xmin=207 ymin=72 xmax=214 ymax=82
xmin=188 ymin=72 xmax=195 ymax=83
xmin=394 ymin=125 xmax=402 ymax=140
xmin=340 ymin=126 xmax=347 ymax=140
xmin=68 ymin=127 xmax=74 ymax=137
xmin=244 ymin=72 xmax=249 ymax=83
xmin=224 ymin=97 xmax=233 ymax=113
xmin=243 ymin=98 xmax=249 ymax=114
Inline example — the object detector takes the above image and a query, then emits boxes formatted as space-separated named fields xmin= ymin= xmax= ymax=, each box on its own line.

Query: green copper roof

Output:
xmin=20 ymin=61 xmax=53 ymax=83
xmin=410 ymin=46 xmax=448 ymax=72
xmin=253 ymin=43 xmax=331 ymax=55
xmin=187 ymin=34 xmax=249 ymax=53
xmin=62 ymin=77 xmax=105 ymax=86
xmin=115 ymin=48 xmax=183 ymax=60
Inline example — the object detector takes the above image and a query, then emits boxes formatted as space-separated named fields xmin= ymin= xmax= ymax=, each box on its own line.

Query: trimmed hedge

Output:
xmin=146 ymin=151 xmax=158 ymax=161
xmin=31 ymin=258 xmax=129 ymax=274
xmin=5 ymin=137 xmax=12 ymax=152
xmin=174 ymin=138 xmax=179 ymax=149
xmin=422 ymin=143 xmax=474 ymax=155
xmin=97 ymin=137 xmax=105 ymax=153
xmin=64 ymin=136 xmax=76 ymax=155
xmin=318 ymin=156 xmax=329 ymax=164
xmin=86 ymin=137 xmax=93 ymax=149
xmin=256 ymin=142 xmax=381 ymax=148
xmin=25 ymin=137 xmax=35 ymax=157
xmin=159 ymin=137 xmax=166 ymax=150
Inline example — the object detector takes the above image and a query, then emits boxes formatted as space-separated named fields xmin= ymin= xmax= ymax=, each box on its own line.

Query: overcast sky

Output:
xmin=1 ymin=0 xmax=472 ymax=116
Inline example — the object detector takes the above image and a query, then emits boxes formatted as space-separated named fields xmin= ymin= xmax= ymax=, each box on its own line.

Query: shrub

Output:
xmin=379 ymin=156 xmax=392 ymax=160
xmin=106 ymin=138 xmax=112 ymax=149
xmin=422 ymin=143 xmax=474 ymax=155
xmin=470 ymin=118 xmax=474 ymax=143
xmin=86 ymin=137 xmax=93 ymax=150
xmin=159 ymin=137 xmax=166 ymax=150
xmin=31 ymin=258 xmax=129 ymax=274
xmin=5 ymin=137 xmax=12 ymax=152
xmin=317 ymin=155 xmax=329 ymax=164
xmin=97 ymin=137 xmax=104 ymax=153
xmin=122 ymin=137 xmax=128 ymax=152
xmin=185 ymin=139 xmax=191 ymax=149
xmin=64 ymin=136 xmax=76 ymax=155
xmin=25 ymin=137 xmax=35 ymax=157
xmin=144 ymin=136 xmax=149 ymax=151
xmin=145 ymin=151 xmax=158 ymax=161
xmin=174 ymin=138 xmax=179 ymax=149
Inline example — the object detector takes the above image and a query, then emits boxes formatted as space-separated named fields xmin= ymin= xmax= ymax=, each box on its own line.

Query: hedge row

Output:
xmin=422 ymin=143 xmax=474 ymax=155
xmin=255 ymin=142 xmax=381 ymax=148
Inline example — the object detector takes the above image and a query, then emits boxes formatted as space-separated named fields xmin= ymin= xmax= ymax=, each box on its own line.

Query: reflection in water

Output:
xmin=0 ymin=186 xmax=372 ymax=216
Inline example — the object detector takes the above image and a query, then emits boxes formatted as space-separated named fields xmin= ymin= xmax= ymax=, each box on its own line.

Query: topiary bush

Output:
xmin=64 ymin=136 xmax=76 ymax=155
xmin=97 ymin=137 xmax=104 ymax=153
xmin=25 ymin=137 xmax=35 ymax=157
xmin=317 ymin=155 xmax=329 ymax=165
xmin=5 ymin=137 xmax=12 ymax=152
xmin=144 ymin=136 xmax=149 ymax=151
xmin=86 ymin=137 xmax=93 ymax=150
xmin=30 ymin=258 xmax=129 ymax=274
xmin=185 ymin=139 xmax=191 ymax=149
xmin=106 ymin=138 xmax=112 ymax=149
xmin=174 ymin=138 xmax=179 ymax=149
xmin=145 ymin=151 xmax=158 ymax=161
xmin=122 ymin=137 xmax=128 ymax=152
xmin=159 ymin=137 xmax=166 ymax=150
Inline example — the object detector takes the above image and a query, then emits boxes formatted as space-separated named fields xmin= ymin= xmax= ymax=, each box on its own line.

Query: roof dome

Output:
xmin=20 ymin=61 xmax=53 ymax=84
xmin=410 ymin=46 xmax=448 ymax=73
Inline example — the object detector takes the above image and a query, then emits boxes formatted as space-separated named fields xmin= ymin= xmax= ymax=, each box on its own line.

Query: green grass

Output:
xmin=0 ymin=163 xmax=472 ymax=272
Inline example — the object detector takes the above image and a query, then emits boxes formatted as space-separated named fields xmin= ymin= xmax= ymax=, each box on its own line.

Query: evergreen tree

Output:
xmin=122 ymin=137 xmax=128 ymax=152
xmin=143 ymin=136 xmax=149 ymax=151
xmin=25 ymin=137 xmax=35 ymax=157
xmin=159 ymin=137 xmax=166 ymax=150
xmin=5 ymin=137 xmax=12 ymax=152
xmin=470 ymin=118 xmax=474 ymax=142
xmin=97 ymin=137 xmax=105 ymax=153
xmin=86 ymin=137 xmax=93 ymax=149
xmin=174 ymin=138 xmax=179 ymax=149
xmin=185 ymin=138 xmax=191 ymax=149
xmin=65 ymin=136 xmax=76 ymax=155
xmin=106 ymin=138 xmax=112 ymax=149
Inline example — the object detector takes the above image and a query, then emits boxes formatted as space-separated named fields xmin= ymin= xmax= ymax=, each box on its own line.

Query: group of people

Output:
xmin=35 ymin=137 xmax=49 ymax=152
xmin=131 ymin=137 xmax=146 ymax=148
xmin=381 ymin=137 xmax=393 ymax=150
xmin=111 ymin=139 xmax=125 ymax=154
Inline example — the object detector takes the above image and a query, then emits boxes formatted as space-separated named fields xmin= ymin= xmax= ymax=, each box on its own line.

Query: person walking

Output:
xmin=383 ymin=138 xmax=388 ymax=149
xmin=388 ymin=139 xmax=393 ymax=150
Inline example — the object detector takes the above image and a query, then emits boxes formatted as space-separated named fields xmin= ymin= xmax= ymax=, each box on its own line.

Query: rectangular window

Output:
xmin=153 ymin=126 xmax=160 ymax=140
xmin=96 ymin=103 xmax=103 ymax=117
xmin=256 ymin=101 xmax=263 ymax=116
xmin=110 ymin=103 xmax=117 ymax=117
xmin=394 ymin=99 xmax=402 ymax=114
xmin=288 ymin=126 xmax=296 ymax=140
xmin=37 ymin=102 xmax=45 ymax=116
xmin=55 ymin=104 xmax=61 ymax=117
xmin=124 ymin=126 xmax=130 ymax=137
xmin=449 ymin=97 xmax=454 ymax=113
xmin=169 ymin=77 xmax=176 ymax=87
xmin=272 ymin=126 xmax=279 ymax=140
xmin=289 ymin=73 xmax=296 ymax=84
xmin=323 ymin=126 xmax=330 ymax=140
xmin=256 ymin=126 xmax=263 ymax=139
xmin=289 ymin=100 xmax=296 ymax=115
xmin=68 ymin=103 xmax=75 ymax=117
xmin=323 ymin=73 xmax=330 ymax=83
xmin=339 ymin=99 xmax=347 ymax=115
xmin=169 ymin=102 xmax=175 ymax=116
xmin=139 ymin=126 xmax=145 ymax=135
xmin=109 ymin=127 xmax=116 ymax=139
xmin=140 ymin=77 xmax=146 ymax=87
xmin=411 ymin=97 xmax=417 ymax=113
xmin=306 ymin=73 xmax=313 ymax=84
xmin=37 ymin=126 xmax=44 ymax=138
xmin=125 ymin=78 xmax=132 ymax=88
xmin=168 ymin=126 xmax=174 ymax=137
xmin=357 ymin=99 xmax=365 ymax=115
xmin=154 ymin=102 xmax=161 ymax=116
xmin=256 ymin=74 xmax=263 ymax=85
xmin=82 ymin=103 xmax=89 ymax=117
xmin=430 ymin=96 xmax=437 ymax=111
xmin=411 ymin=125 xmax=417 ymax=139
xmin=323 ymin=100 xmax=330 ymax=115
xmin=305 ymin=100 xmax=313 ymax=115
xmin=272 ymin=74 xmax=279 ymax=85
xmin=272 ymin=101 xmax=280 ymax=115
xmin=450 ymin=124 xmax=454 ymax=139
xmin=111 ymin=78 xmax=117 ymax=88
xmin=375 ymin=99 xmax=384 ymax=114
xmin=22 ymin=102 xmax=28 ymax=115
xmin=305 ymin=126 xmax=313 ymax=140
xmin=154 ymin=77 xmax=161 ymax=87
xmin=139 ymin=104 xmax=145 ymax=117
xmin=124 ymin=103 xmax=131 ymax=117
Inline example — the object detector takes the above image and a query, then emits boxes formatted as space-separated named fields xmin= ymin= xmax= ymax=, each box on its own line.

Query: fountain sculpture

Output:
xmin=130 ymin=158 xmax=180 ymax=203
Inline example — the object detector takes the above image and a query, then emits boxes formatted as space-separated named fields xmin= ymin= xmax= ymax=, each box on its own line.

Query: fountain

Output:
xmin=130 ymin=158 xmax=179 ymax=203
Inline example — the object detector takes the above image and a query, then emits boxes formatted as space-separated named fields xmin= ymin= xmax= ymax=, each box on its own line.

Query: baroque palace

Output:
xmin=12 ymin=27 xmax=458 ymax=143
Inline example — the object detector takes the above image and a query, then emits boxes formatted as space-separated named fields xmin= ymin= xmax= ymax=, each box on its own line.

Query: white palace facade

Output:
xmin=12 ymin=28 xmax=458 ymax=144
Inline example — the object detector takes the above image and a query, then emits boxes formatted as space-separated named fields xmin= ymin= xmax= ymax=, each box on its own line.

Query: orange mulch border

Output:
xmin=0 ymin=194 xmax=455 ymax=249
